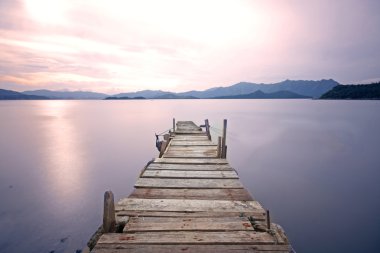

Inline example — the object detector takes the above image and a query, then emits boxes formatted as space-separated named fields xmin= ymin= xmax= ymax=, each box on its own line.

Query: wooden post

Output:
xmin=159 ymin=140 xmax=168 ymax=157
xmin=217 ymin=136 xmax=222 ymax=158
xmin=222 ymin=119 xmax=227 ymax=158
xmin=266 ymin=209 xmax=271 ymax=230
xmin=205 ymin=119 xmax=211 ymax=140
xmin=103 ymin=191 xmax=116 ymax=233
xmin=173 ymin=118 xmax=176 ymax=132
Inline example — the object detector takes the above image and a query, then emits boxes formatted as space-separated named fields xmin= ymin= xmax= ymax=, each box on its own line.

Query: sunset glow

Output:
xmin=1 ymin=0 xmax=379 ymax=93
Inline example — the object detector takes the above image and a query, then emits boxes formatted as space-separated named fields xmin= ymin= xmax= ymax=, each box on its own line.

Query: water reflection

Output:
xmin=39 ymin=101 xmax=86 ymax=203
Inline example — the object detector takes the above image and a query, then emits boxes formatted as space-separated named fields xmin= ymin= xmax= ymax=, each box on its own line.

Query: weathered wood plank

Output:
xmin=124 ymin=217 xmax=254 ymax=232
xmin=163 ymin=151 xmax=217 ymax=155
xmin=176 ymin=121 xmax=201 ymax=130
xmin=163 ymin=152 xmax=217 ymax=156
xmin=167 ymin=146 xmax=218 ymax=151
xmin=171 ymin=141 xmax=216 ymax=146
xmin=164 ymin=150 xmax=218 ymax=156
xmin=176 ymin=125 xmax=201 ymax=129
xmin=125 ymin=216 xmax=250 ymax=223
xmin=116 ymin=198 xmax=264 ymax=213
xmin=147 ymin=163 xmax=233 ymax=171
xmin=128 ymin=188 xmax=253 ymax=201
xmin=175 ymin=131 xmax=206 ymax=135
xmin=172 ymin=136 xmax=210 ymax=141
xmin=97 ymin=231 xmax=279 ymax=245
xmin=153 ymin=158 xmax=228 ymax=164
xmin=116 ymin=210 xmax=266 ymax=221
xmin=116 ymin=210 xmax=265 ymax=221
xmin=163 ymin=151 xmax=218 ymax=158
xmin=164 ymin=149 xmax=217 ymax=153
xmin=92 ymin=244 xmax=291 ymax=253
xmin=271 ymin=224 xmax=289 ymax=245
xmin=134 ymin=178 xmax=243 ymax=189
xmin=141 ymin=170 xmax=239 ymax=179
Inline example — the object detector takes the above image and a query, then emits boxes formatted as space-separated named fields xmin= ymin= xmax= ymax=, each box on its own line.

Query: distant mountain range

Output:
xmin=175 ymin=79 xmax=338 ymax=99
xmin=1 ymin=79 xmax=339 ymax=100
xmin=23 ymin=89 xmax=108 ymax=99
xmin=320 ymin=82 xmax=380 ymax=99
xmin=0 ymin=89 xmax=49 ymax=100
xmin=105 ymin=93 xmax=198 ymax=100
xmin=111 ymin=79 xmax=338 ymax=99
xmin=213 ymin=90 xmax=311 ymax=99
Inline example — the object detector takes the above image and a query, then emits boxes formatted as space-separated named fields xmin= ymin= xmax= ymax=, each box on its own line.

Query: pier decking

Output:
xmin=90 ymin=120 xmax=291 ymax=252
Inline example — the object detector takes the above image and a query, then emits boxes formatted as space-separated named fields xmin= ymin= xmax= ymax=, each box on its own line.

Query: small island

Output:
xmin=104 ymin=96 xmax=146 ymax=100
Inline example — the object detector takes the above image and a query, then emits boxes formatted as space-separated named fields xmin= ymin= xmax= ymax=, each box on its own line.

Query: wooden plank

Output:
xmin=163 ymin=151 xmax=217 ymax=156
xmin=154 ymin=158 xmax=228 ymax=164
xmin=172 ymin=139 xmax=210 ymax=142
xmin=271 ymin=224 xmax=289 ymax=245
xmin=176 ymin=123 xmax=201 ymax=131
xmin=128 ymin=188 xmax=253 ymax=201
xmin=134 ymin=178 xmax=243 ymax=189
xmin=147 ymin=163 xmax=233 ymax=171
xmin=168 ymin=146 xmax=218 ymax=150
xmin=164 ymin=149 xmax=217 ymax=153
xmin=170 ymin=141 xmax=216 ymax=146
xmin=172 ymin=136 xmax=209 ymax=140
xmin=124 ymin=217 xmax=254 ymax=232
xmin=126 ymin=216 xmax=250 ymax=223
xmin=116 ymin=198 xmax=264 ymax=213
xmin=163 ymin=152 xmax=217 ymax=158
xmin=165 ymin=148 xmax=218 ymax=156
xmin=176 ymin=125 xmax=201 ymax=129
xmin=176 ymin=124 xmax=200 ymax=128
xmin=116 ymin=210 xmax=266 ymax=221
xmin=97 ymin=231 xmax=279 ymax=245
xmin=92 ymin=244 xmax=291 ymax=253
xmin=141 ymin=170 xmax=239 ymax=179
xmin=175 ymin=131 xmax=206 ymax=135
xmin=175 ymin=125 xmax=201 ymax=130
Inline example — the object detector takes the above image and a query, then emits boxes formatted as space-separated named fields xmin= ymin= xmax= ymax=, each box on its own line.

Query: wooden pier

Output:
xmin=89 ymin=120 xmax=291 ymax=253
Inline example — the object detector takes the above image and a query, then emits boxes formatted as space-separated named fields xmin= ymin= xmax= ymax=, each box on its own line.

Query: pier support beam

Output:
xmin=217 ymin=136 xmax=222 ymax=158
xmin=173 ymin=118 xmax=176 ymax=132
xmin=103 ymin=191 xmax=116 ymax=233
xmin=205 ymin=119 xmax=211 ymax=140
xmin=266 ymin=210 xmax=271 ymax=230
xmin=222 ymin=119 xmax=227 ymax=158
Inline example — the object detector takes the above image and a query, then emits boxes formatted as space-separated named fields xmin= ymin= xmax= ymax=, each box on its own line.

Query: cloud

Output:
xmin=1 ymin=0 xmax=380 ymax=92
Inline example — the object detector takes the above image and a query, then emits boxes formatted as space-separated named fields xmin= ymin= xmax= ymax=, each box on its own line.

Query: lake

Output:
xmin=0 ymin=99 xmax=379 ymax=253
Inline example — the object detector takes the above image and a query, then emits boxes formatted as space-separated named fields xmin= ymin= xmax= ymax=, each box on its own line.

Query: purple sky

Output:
xmin=1 ymin=0 xmax=379 ymax=93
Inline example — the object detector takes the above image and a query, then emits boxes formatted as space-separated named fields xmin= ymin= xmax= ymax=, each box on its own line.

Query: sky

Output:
xmin=0 ymin=0 xmax=379 ymax=93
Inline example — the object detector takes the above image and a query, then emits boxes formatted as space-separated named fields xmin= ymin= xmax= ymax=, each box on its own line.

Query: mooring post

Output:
xmin=205 ymin=119 xmax=211 ymax=140
xmin=222 ymin=119 xmax=227 ymax=158
xmin=173 ymin=118 xmax=176 ymax=132
xmin=103 ymin=191 xmax=116 ymax=233
xmin=266 ymin=209 xmax=271 ymax=230
xmin=217 ymin=136 xmax=222 ymax=158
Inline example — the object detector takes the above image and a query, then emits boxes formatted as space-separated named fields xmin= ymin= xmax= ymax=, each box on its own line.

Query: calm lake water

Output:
xmin=0 ymin=100 xmax=379 ymax=253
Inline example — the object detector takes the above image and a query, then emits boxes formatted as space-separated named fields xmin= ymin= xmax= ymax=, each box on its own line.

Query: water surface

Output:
xmin=0 ymin=100 xmax=379 ymax=253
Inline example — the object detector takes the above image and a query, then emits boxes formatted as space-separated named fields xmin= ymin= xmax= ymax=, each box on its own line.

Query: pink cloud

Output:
xmin=1 ymin=0 xmax=380 ymax=92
